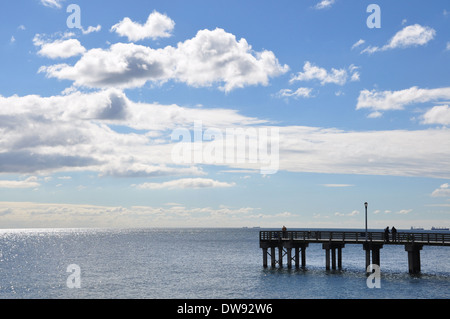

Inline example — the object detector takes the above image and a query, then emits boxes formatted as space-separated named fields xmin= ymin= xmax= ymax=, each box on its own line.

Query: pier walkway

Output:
xmin=259 ymin=230 xmax=450 ymax=274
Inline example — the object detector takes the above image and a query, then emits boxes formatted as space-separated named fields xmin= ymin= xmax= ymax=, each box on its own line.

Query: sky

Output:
xmin=0 ymin=0 xmax=449 ymax=229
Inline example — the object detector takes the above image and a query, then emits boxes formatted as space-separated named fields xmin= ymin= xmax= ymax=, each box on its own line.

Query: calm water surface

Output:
xmin=0 ymin=228 xmax=448 ymax=299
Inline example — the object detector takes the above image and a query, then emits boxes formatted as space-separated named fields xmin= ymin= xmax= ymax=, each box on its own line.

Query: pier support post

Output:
xmin=405 ymin=244 xmax=423 ymax=274
xmin=278 ymin=246 xmax=283 ymax=268
xmin=332 ymin=248 xmax=337 ymax=270
xmin=363 ymin=243 xmax=383 ymax=272
xmin=262 ymin=248 xmax=268 ymax=268
xmin=323 ymin=243 xmax=345 ymax=270
xmin=271 ymin=247 xmax=276 ymax=268
xmin=337 ymin=246 xmax=342 ymax=269
xmin=287 ymin=248 xmax=292 ymax=268
xmin=325 ymin=246 xmax=330 ymax=270
xmin=301 ymin=245 xmax=307 ymax=269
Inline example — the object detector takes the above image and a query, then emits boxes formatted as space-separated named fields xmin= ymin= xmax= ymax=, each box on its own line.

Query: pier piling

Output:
xmin=363 ymin=242 xmax=383 ymax=271
xmin=405 ymin=243 xmax=423 ymax=274
xmin=322 ymin=243 xmax=344 ymax=270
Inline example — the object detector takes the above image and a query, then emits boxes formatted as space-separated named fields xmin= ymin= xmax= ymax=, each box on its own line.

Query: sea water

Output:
xmin=0 ymin=228 xmax=448 ymax=299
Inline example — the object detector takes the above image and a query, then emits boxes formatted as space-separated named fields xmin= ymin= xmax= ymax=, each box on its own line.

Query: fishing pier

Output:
xmin=259 ymin=230 xmax=450 ymax=274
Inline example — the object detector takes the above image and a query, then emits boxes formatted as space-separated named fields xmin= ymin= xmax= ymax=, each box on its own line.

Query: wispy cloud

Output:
xmin=0 ymin=177 xmax=40 ymax=189
xmin=81 ymin=25 xmax=102 ymax=35
xmin=431 ymin=183 xmax=450 ymax=197
xmin=274 ymin=87 xmax=314 ymax=99
xmin=314 ymin=0 xmax=335 ymax=10
xmin=335 ymin=210 xmax=359 ymax=217
xmin=133 ymin=178 xmax=236 ymax=190
xmin=356 ymin=86 xmax=450 ymax=112
xmin=351 ymin=39 xmax=365 ymax=50
xmin=396 ymin=209 xmax=412 ymax=215
xmin=361 ymin=24 xmax=436 ymax=54
xmin=40 ymin=0 xmax=64 ymax=9
xmin=290 ymin=61 xmax=359 ymax=86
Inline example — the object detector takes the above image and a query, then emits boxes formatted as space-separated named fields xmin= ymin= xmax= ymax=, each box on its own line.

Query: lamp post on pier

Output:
xmin=364 ymin=202 xmax=368 ymax=241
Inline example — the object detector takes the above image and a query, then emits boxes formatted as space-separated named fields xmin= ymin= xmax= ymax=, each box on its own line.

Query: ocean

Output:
xmin=0 ymin=228 xmax=448 ymax=299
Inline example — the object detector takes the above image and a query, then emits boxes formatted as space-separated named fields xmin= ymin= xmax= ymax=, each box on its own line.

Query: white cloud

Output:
xmin=33 ymin=34 xmax=86 ymax=59
xmin=431 ymin=183 xmax=450 ymax=197
xmin=0 ymin=176 xmax=40 ymax=189
xmin=360 ymin=46 xmax=379 ymax=55
xmin=397 ymin=209 xmax=412 ymax=215
xmin=111 ymin=11 xmax=175 ymax=41
xmin=134 ymin=178 xmax=236 ymax=190
xmin=351 ymin=39 xmax=365 ymax=50
xmin=350 ymin=71 xmax=360 ymax=82
xmin=314 ymin=0 xmax=335 ymax=10
xmin=335 ymin=210 xmax=359 ymax=217
xmin=40 ymin=28 xmax=288 ymax=91
xmin=422 ymin=105 xmax=450 ymax=125
xmin=367 ymin=111 xmax=383 ymax=119
xmin=446 ymin=42 xmax=450 ymax=51
xmin=36 ymin=38 xmax=86 ymax=59
xmin=356 ymin=86 xmax=450 ymax=112
xmin=290 ymin=62 xmax=359 ymax=86
xmin=385 ymin=24 xmax=435 ymax=49
xmin=361 ymin=24 xmax=436 ymax=54
xmin=82 ymin=25 xmax=102 ymax=35
xmin=40 ymin=0 xmax=64 ymax=8
xmin=275 ymin=87 xmax=313 ymax=99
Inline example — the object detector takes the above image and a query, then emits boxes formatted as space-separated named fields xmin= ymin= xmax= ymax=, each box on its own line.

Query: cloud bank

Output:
xmin=39 ymin=28 xmax=289 ymax=92
xmin=2 ymin=90 xmax=450 ymax=179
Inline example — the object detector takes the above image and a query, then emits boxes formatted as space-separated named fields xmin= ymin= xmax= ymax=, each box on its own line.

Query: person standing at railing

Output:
xmin=391 ymin=226 xmax=397 ymax=242
xmin=282 ymin=226 xmax=287 ymax=239
xmin=384 ymin=227 xmax=390 ymax=243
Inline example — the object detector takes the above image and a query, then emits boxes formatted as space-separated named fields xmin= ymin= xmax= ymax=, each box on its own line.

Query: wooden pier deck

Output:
xmin=259 ymin=230 xmax=450 ymax=274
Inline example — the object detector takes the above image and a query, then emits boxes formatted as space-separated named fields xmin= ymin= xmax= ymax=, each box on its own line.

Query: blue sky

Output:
xmin=0 ymin=0 xmax=449 ymax=229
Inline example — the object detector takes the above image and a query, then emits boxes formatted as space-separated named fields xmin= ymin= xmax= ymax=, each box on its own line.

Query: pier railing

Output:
xmin=259 ymin=230 xmax=450 ymax=246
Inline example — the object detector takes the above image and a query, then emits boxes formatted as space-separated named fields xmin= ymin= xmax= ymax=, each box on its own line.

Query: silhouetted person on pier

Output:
xmin=384 ymin=227 xmax=390 ymax=243
xmin=282 ymin=226 xmax=287 ymax=239
xmin=391 ymin=226 xmax=397 ymax=242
